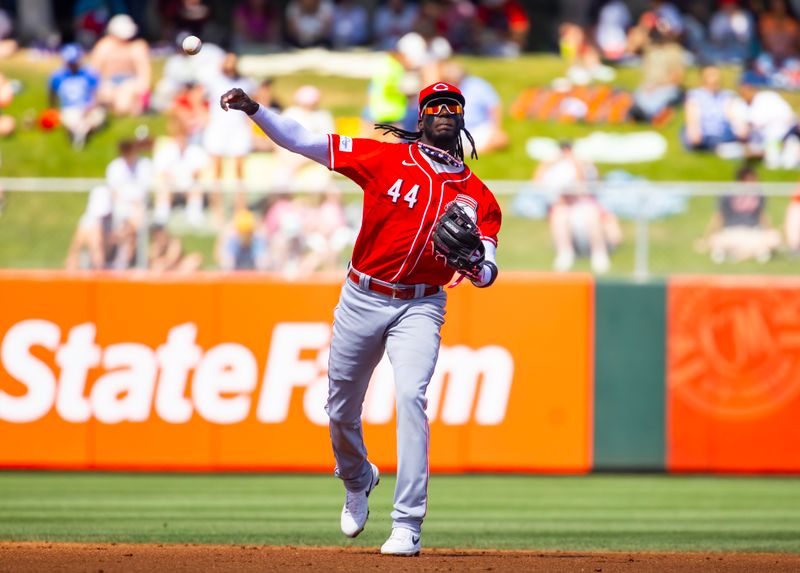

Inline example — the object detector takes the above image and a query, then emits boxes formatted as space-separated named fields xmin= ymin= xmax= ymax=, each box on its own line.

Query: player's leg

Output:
xmin=327 ymin=280 xmax=392 ymax=537
xmin=326 ymin=281 xmax=390 ymax=489
xmin=382 ymin=292 xmax=446 ymax=552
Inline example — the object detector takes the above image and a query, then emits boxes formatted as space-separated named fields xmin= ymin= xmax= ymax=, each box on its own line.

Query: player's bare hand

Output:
xmin=220 ymin=88 xmax=258 ymax=115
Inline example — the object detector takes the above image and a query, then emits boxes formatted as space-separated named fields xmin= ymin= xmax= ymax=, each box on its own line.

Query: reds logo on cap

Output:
xmin=418 ymin=82 xmax=465 ymax=109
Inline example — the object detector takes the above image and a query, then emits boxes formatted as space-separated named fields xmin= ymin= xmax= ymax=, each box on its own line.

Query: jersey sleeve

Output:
xmin=477 ymin=184 xmax=502 ymax=247
xmin=328 ymin=134 xmax=386 ymax=188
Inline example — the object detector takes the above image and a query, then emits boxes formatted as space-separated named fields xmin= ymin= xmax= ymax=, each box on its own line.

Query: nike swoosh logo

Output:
xmin=412 ymin=535 xmax=420 ymax=544
xmin=402 ymin=160 xmax=415 ymax=166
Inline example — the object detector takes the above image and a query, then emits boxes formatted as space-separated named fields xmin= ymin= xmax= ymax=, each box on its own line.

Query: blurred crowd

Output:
xmin=4 ymin=0 xmax=800 ymax=275
xmin=0 ymin=0 xmax=531 ymax=57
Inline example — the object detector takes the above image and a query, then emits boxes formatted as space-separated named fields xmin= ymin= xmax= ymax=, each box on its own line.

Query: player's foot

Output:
xmin=340 ymin=462 xmax=379 ymax=538
xmin=380 ymin=527 xmax=421 ymax=556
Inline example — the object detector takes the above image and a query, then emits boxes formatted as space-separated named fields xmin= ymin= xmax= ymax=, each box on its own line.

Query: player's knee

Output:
xmin=325 ymin=400 xmax=362 ymax=425
xmin=394 ymin=383 xmax=425 ymax=412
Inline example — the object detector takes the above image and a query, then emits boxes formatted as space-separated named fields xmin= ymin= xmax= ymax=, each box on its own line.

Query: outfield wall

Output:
xmin=0 ymin=271 xmax=798 ymax=473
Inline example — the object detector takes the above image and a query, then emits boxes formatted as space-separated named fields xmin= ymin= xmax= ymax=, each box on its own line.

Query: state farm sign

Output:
xmin=0 ymin=320 xmax=514 ymax=426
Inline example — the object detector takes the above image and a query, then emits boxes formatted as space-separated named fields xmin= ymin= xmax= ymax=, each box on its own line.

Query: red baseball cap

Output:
xmin=418 ymin=82 xmax=465 ymax=111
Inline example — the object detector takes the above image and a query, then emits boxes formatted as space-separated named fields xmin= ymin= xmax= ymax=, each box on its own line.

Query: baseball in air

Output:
xmin=182 ymin=35 xmax=202 ymax=55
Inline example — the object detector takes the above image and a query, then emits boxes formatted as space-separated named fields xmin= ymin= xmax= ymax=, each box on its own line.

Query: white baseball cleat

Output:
xmin=340 ymin=462 xmax=380 ymax=538
xmin=380 ymin=527 xmax=421 ymax=556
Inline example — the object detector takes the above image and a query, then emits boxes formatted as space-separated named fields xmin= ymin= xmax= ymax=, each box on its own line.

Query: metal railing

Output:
xmin=1 ymin=177 xmax=797 ymax=277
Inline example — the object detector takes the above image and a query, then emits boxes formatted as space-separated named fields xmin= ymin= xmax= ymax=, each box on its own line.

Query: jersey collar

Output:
xmin=413 ymin=143 xmax=466 ymax=175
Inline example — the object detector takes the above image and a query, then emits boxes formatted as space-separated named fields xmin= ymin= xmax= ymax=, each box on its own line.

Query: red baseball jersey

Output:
xmin=328 ymin=135 xmax=502 ymax=286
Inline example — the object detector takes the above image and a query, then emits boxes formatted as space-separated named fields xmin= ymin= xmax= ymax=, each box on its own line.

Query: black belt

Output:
xmin=347 ymin=269 xmax=441 ymax=300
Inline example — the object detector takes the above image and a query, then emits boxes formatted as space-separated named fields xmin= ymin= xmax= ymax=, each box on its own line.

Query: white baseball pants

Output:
xmin=325 ymin=278 xmax=446 ymax=534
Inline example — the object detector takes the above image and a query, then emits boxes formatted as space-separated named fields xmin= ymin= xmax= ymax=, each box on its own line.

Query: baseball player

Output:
xmin=221 ymin=81 xmax=502 ymax=556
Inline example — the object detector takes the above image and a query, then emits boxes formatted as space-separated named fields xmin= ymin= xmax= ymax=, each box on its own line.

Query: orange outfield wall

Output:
xmin=0 ymin=271 xmax=593 ymax=473
xmin=667 ymin=277 xmax=800 ymax=472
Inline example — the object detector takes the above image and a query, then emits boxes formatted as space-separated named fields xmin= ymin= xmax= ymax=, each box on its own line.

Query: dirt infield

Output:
xmin=1 ymin=543 xmax=799 ymax=573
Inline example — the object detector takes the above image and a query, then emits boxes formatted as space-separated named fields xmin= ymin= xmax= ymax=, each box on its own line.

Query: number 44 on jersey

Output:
xmin=387 ymin=179 xmax=419 ymax=209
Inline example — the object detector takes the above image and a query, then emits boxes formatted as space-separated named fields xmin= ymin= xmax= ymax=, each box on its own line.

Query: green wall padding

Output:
xmin=594 ymin=280 xmax=666 ymax=470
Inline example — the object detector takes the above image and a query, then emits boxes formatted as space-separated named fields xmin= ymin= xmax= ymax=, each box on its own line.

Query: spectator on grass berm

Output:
xmin=441 ymin=61 xmax=509 ymax=155
xmin=628 ymin=0 xmax=685 ymax=55
xmin=285 ymin=0 xmax=335 ymax=48
xmin=106 ymin=139 xmax=153 ymax=269
xmin=233 ymin=0 xmax=280 ymax=51
xmin=167 ymin=81 xmax=208 ymax=145
xmin=475 ymin=0 xmax=530 ymax=57
xmin=682 ymin=65 xmax=738 ymax=152
xmin=202 ymin=52 xmax=256 ymax=220
xmin=729 ymin=76 xmax=800 ymax=168
xmin=753 ymin=0 xmax=800 ymax=88
xmin=696 ymin=165 xmax=781 ymax=263
xmin=708 ymin=0 xmax=757 ymax=64
xmin=89 ymin=14 xmax=151 ymax=117
xmin=0 ymin=72 xmax=16 ymax=138
xmin=373 ymin=0 xmax=419 ymax=51
xmin=533 ymin=140 xmax=621 ymax=274
xmin=557 ymin=21 xmax=616 ymax=86
xmin=216 ymin=208 xmax=270 ymax=270
xmin=72 ymin=0 xmax=128 ymax=47
xmin=65 ymin=185 xmax=113 ymax=270
xmin=149 ymin=223 xmax=204 ymax=272
xmin=48 ymin=44 xmax=107 ymax=151
xmin=589 ymin=0 xmax=633 ymax=63
xmin=107 ymin=138 xmax=152 ymax=232
xmin=0 ymin=8 xmax=17 ymax=59
xmin=153 ymin=122 xmax=209 ymax=227
xmin=332 ymin=0 xmax=370 ymax=49
xmin=629 ymin=24 xmax=686 ymax=125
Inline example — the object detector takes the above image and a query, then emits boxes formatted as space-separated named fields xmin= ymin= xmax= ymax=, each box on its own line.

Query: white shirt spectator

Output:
xmin=731 ymin=90 xmax=797 ymax=142
xmin=203 ymin=73 xmax=256 ymax=157
xmin=106 ymin=155 xmax=152 ymax=221
xmin=154 ymin=140 xmax=208 ymax=192
xmin=79 ymin=185 xmax=112 ymax=229
xmin=106 ymin=156 xmax=152 ymax=202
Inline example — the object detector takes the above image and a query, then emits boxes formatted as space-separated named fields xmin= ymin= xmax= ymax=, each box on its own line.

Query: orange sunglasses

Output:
xmin=422 ymin=102 xmax=464 ymax=115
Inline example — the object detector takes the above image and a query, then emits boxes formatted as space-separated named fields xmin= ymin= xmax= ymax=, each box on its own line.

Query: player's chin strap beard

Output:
xmin=373 ymin=122 xmax=478 ymax=163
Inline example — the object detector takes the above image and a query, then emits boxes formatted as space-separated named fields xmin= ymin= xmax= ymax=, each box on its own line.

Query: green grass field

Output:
xmin=3 ymin=52 xmax=800 ymax=274
xmin=1 ymin=472 xmax=798 ymax=552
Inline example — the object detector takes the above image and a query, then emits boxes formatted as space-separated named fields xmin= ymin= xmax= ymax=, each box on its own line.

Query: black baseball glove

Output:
xmin=432 ymin=202 xmax=485 ymax=278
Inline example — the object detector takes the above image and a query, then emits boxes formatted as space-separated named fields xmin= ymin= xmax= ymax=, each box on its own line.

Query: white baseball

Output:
xmin=182 ymin=35 xmax=202 ymax=55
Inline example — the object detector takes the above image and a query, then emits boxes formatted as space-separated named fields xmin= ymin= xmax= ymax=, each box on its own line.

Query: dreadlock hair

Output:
xmin=374 ymin=123 xmax=479 ymax=161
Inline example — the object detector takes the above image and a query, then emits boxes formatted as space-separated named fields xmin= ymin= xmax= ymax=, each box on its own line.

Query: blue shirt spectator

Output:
xmin=49 ymin=45 xmax=99 ymax=110
xmin=682 ymin=66 xmax=737 ymax=151
xmin=48 ymin=44 xmax=107 ymax=150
